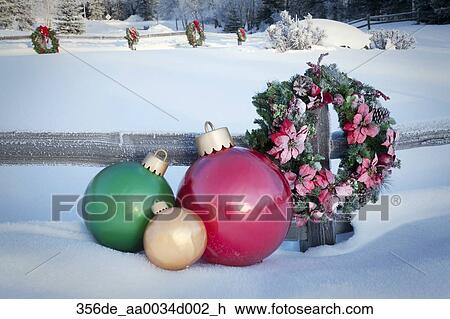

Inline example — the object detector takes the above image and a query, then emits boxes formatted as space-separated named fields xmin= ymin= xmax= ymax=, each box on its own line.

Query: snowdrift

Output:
xmin=1 ymin=187 xmax=449 ymax=298
xmin=298 ymin=19 xmax=371 ymax=49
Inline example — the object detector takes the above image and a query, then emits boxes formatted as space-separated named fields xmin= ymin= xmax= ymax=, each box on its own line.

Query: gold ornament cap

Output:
xmin=142 ymin=149 xmax=169 ymax=176
xmin=195 ymin=121 xmax=234 ymax=156
xmin=151 ymin=201 xmax=170 ymax=214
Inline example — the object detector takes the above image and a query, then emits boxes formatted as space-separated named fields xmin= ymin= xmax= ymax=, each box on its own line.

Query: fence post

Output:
xmin=299 ymin=105 xmax=336 ymax=252
xmin=367 ymin=14 xmax=371 ymax=30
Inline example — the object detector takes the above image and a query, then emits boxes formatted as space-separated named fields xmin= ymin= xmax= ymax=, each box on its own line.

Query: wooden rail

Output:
xmin=0 ymin=121 xmax=448 ymax=166
xmin=348 ymin=11 xmax=418 ymax=30
xmin=0 ymin=31 xmax=185 ymax=41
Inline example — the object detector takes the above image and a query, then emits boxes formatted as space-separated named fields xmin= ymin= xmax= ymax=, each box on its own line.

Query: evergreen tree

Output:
xmin=0 ymin=0 xmax=14 ymax=29
xmin=223 ymin=4 xmax=242 ymax=32
xmin=136 ymin=0 xmax=158 ymax=20
xmin=257 ymin=0 xmax=286 ymax=25
xmin=343 ymin=0 xmax=412 ymax=19
xmin=379 ymin=0 xmax=411 ymax=14
xmin=327 ymin=0 xmax=347 ymax=21
xmin=346 ymin=0 xmax=369 ymax=19
xmin=431 ymin=0 xmax=450 ymax=7
xmin=158 ymin=0 xmax=177 ymax=19
xmin=12 ymin=0 xmax=34 ymax=30
xmin=54 ymin=0 xmax=85 ymax=34
xmin=89 ymin=0 xmax=106 ymax=20
xmin=416 ymin=0 xmax=450 ymax=24
xmin=111 ymin=0 xmax=130 ymax=20
xmin=289 ymin=0 xmax=327 ymax=19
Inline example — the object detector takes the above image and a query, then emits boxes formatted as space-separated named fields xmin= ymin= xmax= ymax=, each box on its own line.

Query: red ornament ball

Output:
xmin=177 ymin=146 xmax=292 ymax=266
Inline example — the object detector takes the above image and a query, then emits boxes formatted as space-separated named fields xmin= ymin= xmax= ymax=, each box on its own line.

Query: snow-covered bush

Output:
xmin=267 ymin=11 xmax=326 ymax=52
xmin=369 ymin=29 xmax=416 ymax=50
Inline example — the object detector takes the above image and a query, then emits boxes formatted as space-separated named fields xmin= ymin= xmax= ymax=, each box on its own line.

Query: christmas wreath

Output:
xmin=125 ymin=27 xmax=140 ymax=50
xmin=186 ymin=20 xmax=205 ymax=47
xmin=237 ymin=27 xmax=246 ymax=44
xmin=245 ymin=54 xmax=400 ymax=226
xmin=31 ymin=25 xmax=59 ymax=54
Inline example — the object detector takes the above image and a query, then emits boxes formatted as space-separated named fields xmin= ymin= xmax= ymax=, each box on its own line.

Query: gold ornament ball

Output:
xmin=143 ymin=202 xmax=207 ymax=271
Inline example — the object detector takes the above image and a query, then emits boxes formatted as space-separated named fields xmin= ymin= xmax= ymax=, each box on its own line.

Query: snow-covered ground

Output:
xmin=0 ymin=20 xmax=449 ymax=298
xmin=0 ymin=22 xmax=449 ymax=133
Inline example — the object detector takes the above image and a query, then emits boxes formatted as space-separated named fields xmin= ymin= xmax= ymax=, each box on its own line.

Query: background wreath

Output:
xmin=31 ymin=26 xmax=59 ymax=54
xmin=186 ymin=20 xmax=206 ymax=47
xmin=125 ymin=27 xmax=140 ymax=50
xmin=237 ymin=27 xmax=246 ymax=43
xmin=246 ymin=53 xmax=400 ymax=226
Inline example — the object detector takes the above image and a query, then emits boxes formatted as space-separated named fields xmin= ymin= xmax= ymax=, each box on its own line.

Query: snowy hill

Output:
xmin=299 ymin=18 xmax=371 ymax=49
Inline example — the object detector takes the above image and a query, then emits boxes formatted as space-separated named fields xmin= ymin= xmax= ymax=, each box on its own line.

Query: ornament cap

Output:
xmin=142 ymin=149 xmax=169 ymax=176
xmin=151 ymin=201 xmax=170 ymax=214
xmin=195 ymin=121 xmax=235 ymax=156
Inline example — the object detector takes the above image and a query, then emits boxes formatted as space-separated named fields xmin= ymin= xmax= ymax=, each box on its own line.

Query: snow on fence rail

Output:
xmin=0 ymin=121 xmax=448 ymax=167
xmin=0 ymin=31 xmax=185 ymax=41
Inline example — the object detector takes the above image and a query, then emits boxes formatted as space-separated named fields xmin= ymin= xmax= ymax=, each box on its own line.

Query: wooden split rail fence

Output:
xmin=348 ymin=11 xmax=418 ymax=30
xmin=0 ymin=31 xmax=185 ymax=41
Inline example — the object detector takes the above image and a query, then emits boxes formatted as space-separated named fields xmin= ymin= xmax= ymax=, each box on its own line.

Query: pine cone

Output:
xmin=371 ymin=106 xmax=390 ymax=124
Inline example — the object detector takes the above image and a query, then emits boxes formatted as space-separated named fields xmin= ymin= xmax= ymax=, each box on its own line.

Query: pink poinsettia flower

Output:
xmin=343 ymin=103 xmax=380 ymax=144
xmin=295 ymin=164 xmax=317 ymax=196
xmin=315 ymin=169 xmax=352 ymax=207
xmin=315 ymin=169 xmax=335 ymax=188
xmin=268 ymin=119 xmax=308 ymax=164
xmin=315 ymin=169 xmax=335 ymax=205
xmin=381 ymin=128 xmax=396 ymax=156
xmin=283 ymin=171 xmax=297 ymax=190
xmin=357 ymin=155 xmax=382 ymax=189
xmin=318 ymin=188 xmax=332 ymax=205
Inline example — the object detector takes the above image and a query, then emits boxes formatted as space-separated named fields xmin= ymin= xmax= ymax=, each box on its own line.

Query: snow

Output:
xmin=0 ymin=142 xmax=449 ymax=298
xmin=125 ymin=15 xmax=144 ymax=23
xmin=0 ymin=22 xmax=449 ymax=133
xmin=299 ymin=18 xmax=372 ymax=49
xmin=0 ymin=189 xmax=449 ymax=298
xmin=83 ymin=19 xmax=175 ymax=36
xmin=0 ymin=20 xmax=450 ymax=298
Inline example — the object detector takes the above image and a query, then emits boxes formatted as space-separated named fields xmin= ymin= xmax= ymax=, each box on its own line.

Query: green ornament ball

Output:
xmin=83 ymin=153 xmax=174 ymax=252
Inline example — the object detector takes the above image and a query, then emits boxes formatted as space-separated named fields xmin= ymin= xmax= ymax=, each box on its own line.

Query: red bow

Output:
xmin=239 ymin=28 xmax=246 ymax=37
xmin=129 ymin=28 xmax=137 ymax=40
xmin=193 ymin=20 xmax=201 ymax=32
xmin=38 ymin=25 xmax=49 ymax=38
